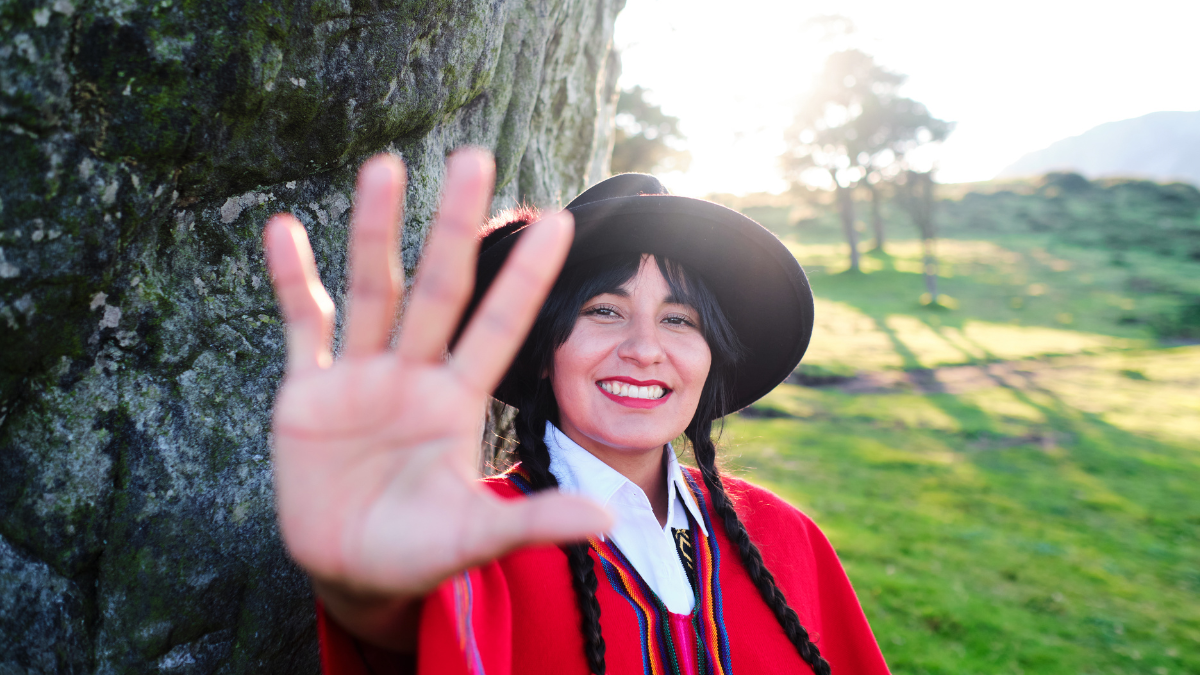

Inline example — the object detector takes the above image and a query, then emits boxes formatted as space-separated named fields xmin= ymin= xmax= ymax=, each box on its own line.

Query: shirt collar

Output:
xmin=544 ymin=422 xmax=708 ymax=536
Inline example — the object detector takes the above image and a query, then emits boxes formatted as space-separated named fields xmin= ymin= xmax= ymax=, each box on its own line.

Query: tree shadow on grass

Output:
xmin=758 ymin=244 xmax=1200 ymax=672
xmin=858 ymin=310 xmax=1199 ymax=549
xmin=792 ymin=257 xmax=1198 ymax=554
xmin=808 ymin=264 xmax=1146 ymax=341
xmin=863 ymin=248 xmax=897 ymax=272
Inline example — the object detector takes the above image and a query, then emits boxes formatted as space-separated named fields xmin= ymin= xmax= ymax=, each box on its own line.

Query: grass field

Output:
xmin=722 ymin=229 xmax=1200 ymax=674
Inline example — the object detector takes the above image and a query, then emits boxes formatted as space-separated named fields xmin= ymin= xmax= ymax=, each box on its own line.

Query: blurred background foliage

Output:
xmin=571 ymin=4 xmax=1200 ymax=670
xmin=610 ymin=85 xmax=693 ymax=175
xmin=616 ymin=17 xmax=1200 ymax=673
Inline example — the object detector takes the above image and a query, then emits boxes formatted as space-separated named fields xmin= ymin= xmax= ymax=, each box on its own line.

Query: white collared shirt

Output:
xmin=544 ymin=423 xmax=709 ymax=614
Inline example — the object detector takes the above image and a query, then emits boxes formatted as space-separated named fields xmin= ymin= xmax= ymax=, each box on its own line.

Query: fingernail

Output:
xmin=364 ymin=158 xmax=395 ymax=188
xmin=448 ymin=147 xmax=494 ymax=178
xmin=547 ymin=211 xmax=574 ymax=239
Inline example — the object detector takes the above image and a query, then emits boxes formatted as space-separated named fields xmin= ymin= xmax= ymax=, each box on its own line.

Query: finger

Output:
xmin=396 ymin=148 xmax=495 ymax=363
xmin=450 ymin=210 xmax=573 ymax=393
xmin=343 ymin=154 xmax=406 ymax=358
xmin=483 ymin=492 xmax=613 ymax=555
xmin=264 ymin=214 xmax=336 ymax=373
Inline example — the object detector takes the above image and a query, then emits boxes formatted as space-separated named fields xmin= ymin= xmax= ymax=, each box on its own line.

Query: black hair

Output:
xmin=505 ymin=251 xmax=831 ymax=675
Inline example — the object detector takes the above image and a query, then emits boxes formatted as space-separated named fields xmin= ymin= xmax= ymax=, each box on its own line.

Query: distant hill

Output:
xmin=997 ymin=111 xmax=1200 ymax=185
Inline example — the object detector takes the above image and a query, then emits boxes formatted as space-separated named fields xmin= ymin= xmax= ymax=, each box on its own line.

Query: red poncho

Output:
xmin=318 ymin=466 xmax=891 ymax=675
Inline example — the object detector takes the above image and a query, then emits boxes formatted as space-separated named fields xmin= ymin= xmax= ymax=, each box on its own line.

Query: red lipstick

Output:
xmin=595 ymin=378 xmax=672 ymax=409
xmin=603 ymin=376 xmax=668 ymax=387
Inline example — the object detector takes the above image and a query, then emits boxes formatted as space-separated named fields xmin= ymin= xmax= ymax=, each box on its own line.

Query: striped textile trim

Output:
xmin=589 ymin=474 xmax=734 ymax=675
xmin=590 ymin=535 xmax=678 ymax=675
xmin=451 ymin=572 xmax=487 ymax=675
xmin=682 ymin=471 xmax=733 ymax=675
xmin=498 ymin=464 xmax=534 ymax=495
xmin=497 ymin=463 xmax=733 ymax=675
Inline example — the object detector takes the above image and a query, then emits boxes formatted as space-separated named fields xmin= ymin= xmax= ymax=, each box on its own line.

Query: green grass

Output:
xmin=787 ymin=235 xmax=1200 ymax=371
xmin=720 ymin=230 xmax=1200 ymax=674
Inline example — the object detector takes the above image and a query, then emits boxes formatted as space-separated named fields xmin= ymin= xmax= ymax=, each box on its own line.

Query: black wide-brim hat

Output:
xmin=470 ymin=173 xmax=814 ymax=416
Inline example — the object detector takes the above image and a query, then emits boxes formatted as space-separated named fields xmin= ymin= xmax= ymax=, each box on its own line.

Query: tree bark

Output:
xmin=836 ymin=182 xmax=861 ymax=272
xmin=0 ymin=0 xmax=626 ymax=669
xmin=481 ymin=398 xmax=519 ymax=475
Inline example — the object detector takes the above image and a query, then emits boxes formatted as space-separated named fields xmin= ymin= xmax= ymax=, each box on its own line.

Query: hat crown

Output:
xmin=469 ymin=173 xmax=814 ymax=416
xmin=566 ymin=173 xmax=670 ymax=210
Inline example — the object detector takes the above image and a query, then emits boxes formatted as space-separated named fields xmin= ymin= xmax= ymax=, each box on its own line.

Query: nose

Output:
xmin=616 ymin=313 xmax=666 ymax=366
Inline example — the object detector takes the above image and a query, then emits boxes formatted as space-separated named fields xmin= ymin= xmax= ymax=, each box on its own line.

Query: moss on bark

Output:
xmin=0 ymin=0 xmax=625 ymax=671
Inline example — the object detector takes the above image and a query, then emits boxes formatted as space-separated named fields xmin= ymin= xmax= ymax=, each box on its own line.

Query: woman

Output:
xmin=264 ymin=150 xmax=889 ymax=674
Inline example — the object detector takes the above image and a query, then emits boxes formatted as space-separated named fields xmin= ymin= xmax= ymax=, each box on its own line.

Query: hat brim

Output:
xmin=472 ymin=194 xmax=814 ymax=416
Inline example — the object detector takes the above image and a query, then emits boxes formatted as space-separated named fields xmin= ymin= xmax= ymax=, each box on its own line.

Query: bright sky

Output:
xmin=614 ymin=0 xmax=1200 ymax=196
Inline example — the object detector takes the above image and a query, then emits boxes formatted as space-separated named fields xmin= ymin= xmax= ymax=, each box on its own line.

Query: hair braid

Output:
xmin=687 ymin=418 xmax=832 ymax=675
xmin=512 ymin=387 xmax=607 ymax=675
xmin=563 ymin=542 xmax=606 ymax=674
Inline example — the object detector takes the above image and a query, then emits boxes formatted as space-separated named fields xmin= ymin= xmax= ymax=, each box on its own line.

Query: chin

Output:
xmin=589 ymin=412 xmax=686 ymax=452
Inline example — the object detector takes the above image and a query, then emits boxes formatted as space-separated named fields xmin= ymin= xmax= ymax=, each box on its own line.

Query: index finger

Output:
xmin=450 ymin=211 xmax=574 ymax=394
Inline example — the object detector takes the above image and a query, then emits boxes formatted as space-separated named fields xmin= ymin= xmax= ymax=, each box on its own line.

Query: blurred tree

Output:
xmin=896 ymin=169 xmax=940 ymax=303
xmin=782 ymin=49 xmax=951 ymax=267
xmin=857 ymin=96 xmax=952 ymax=250
xmin=610 ymin=85 xmax=692 ymax=175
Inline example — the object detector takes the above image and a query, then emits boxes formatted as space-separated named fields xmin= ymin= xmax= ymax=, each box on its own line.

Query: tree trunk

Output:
xmin=866 ymin=181 xmax=885 ymax=252
xmin=0 ymin=0 xmax=626 ymax=668
xmin=836 ymin=183 xmax=861 ymax=272
xmin=481 ymin=398 xmax=519 ymax=475
xmin=922 ymin=235 xmax=939 ymax=302
xmin=912 ymin=171 xmax=939 ymax=302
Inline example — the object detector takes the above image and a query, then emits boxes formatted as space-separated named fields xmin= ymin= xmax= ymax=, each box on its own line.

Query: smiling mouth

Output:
xmin=597 ymin=380 xmax=670 ymax=400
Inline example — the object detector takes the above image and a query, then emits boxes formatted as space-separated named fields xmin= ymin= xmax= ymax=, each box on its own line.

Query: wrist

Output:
xmin=313 ymin=577 xmax=423 ymax=652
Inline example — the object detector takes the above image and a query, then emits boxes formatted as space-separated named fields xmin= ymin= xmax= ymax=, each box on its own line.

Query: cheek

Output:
xmin=674 ymin=336 xmax=713 ymax=392
xmin=551 ymin=328 xmax=608 ymax=395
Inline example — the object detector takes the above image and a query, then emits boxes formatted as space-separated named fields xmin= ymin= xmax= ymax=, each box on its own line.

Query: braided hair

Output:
xmin=503 ymin=250 xmax=830 ymax=675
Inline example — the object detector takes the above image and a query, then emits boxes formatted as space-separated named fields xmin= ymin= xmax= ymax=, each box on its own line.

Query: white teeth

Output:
xmin=599 ymin=381 xmax=667 ymax=399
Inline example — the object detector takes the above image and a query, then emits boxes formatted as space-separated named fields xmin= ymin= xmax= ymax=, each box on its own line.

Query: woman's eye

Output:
xmin=583 ymin=305 xmax=620 ymax=318
xmin=663 ymin=314 xmax=698 ymax=328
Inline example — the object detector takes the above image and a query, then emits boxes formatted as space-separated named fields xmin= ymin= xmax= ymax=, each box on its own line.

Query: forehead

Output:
xmin=603 ymin=255 xmax=690 ymax=306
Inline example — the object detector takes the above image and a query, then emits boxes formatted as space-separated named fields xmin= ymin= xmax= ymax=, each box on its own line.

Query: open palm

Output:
xmin=264 ymin=151 xmax=609 ymax=634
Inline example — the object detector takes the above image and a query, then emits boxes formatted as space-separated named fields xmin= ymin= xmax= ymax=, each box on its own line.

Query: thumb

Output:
xmin=488 ymin=492 xmax=613 ymax=554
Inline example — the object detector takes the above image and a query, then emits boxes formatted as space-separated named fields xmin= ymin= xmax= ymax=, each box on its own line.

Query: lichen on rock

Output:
xmin=0 ymin=0 xmax=625 ymax=671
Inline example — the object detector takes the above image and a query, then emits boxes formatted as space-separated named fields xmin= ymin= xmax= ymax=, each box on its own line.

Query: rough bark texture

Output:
xmin=0 ymin=0 xmax=624 ymax=671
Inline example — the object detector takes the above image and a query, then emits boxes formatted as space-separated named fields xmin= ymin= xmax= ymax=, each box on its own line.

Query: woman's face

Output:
xmin=551 ymin=255 xmax=712 ymax=457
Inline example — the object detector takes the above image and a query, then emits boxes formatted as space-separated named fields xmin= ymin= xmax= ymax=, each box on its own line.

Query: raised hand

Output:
xmin=264 ymin=150 xmax=610 ymax=648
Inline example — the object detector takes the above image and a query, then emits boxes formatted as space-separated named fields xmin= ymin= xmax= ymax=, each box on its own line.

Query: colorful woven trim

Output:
xmin=451 ymin=572 xmax=487 ymax=675
xmin=498 ymin=463 xmax=733 ymax=675
xmin=590 ymin=473 xmax=733 ymax=675
xmin=682 ymin=471 xmax=733 ymax=675
xmin=498 ymin=464 xmax=535 ymax=495
xmin=445 ymin=464 xmax=539 ymax=675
